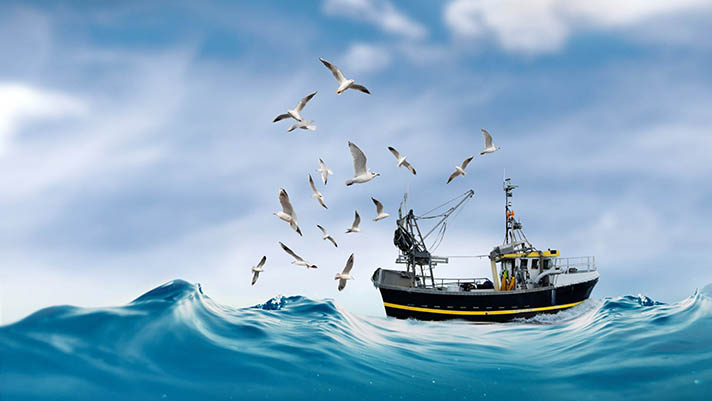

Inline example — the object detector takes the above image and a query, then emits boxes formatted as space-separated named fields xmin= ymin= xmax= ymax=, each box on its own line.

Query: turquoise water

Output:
xmin=1 ymin=280 xmax=711 ymax=400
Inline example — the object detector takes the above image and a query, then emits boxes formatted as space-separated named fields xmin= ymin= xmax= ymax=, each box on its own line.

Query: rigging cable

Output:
xmin=429 ymin=194 xmax=472 ymax=252
xmin=416 ymin=191 xmax=471 ymax=219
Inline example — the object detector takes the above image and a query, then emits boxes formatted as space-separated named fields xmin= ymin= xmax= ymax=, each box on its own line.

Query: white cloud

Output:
xmin=342 ymin=43 xmax=392 ymax=74
xmin=444 ymin=0 xmax=711 ymax=54
xmin=0 ymin=83 xmax=87 ymax=155
xmin=323 ymin=0 xmax=427 ymax=40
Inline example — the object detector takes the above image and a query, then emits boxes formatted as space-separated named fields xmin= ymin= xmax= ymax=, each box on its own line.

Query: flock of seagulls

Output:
xmin=251 ymin=57 xmax=500 ymax=292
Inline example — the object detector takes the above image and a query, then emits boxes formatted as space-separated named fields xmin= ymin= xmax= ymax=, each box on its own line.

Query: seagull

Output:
xmin=346 ymin=210 xmax=361 ymax=233
xmin=387 ymin=146 xmax=416 ymax=175
xmin=273 ymin=91 xmax=317 ymax=123
xmin=279 ymin=242 xmax=317 ymax=269
xmin=446 ymin=156 xmax=474 ymax=184
xmin=317 ymin=224 xmax=338 ymax=248
xmin=288 ymin=120 xmax=317 ymax=133
xmin=371 ymin=197 xmax=390 ymax=221
xmin=273 ymin=188 xmax=302 ymax=236
xmin=480 ymin=128 xmax=500 ymax=155
xmin=315 ymin=158 xmax=333 ymax=185
xmin=251 ymin=256 xmax=267 ymax=286
xmin=345 ymin=141 xmax=379 ymax=186
xmin=308 ymin=174 xmax=327 ymax=209
xmin=319 ymin=58 xmax=370 ymax=95
xmin=335 ymin=253 xmax=355 ymax=291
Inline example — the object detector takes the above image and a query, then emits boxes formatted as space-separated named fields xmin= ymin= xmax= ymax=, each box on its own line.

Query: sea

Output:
xmin=1 ymin=279 xmax=710 ymax=401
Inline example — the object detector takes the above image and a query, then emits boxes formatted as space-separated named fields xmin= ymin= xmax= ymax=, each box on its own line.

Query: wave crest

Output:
xmin=2 ymin=280 xmax=711 ymax=401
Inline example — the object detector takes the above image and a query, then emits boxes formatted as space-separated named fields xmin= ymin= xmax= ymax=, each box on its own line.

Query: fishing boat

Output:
xmin=371 ymin=177 xmax=599 ymax=322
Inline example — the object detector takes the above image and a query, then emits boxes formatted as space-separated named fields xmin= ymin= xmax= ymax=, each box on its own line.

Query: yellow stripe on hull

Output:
xmin=383 ymin=301 xmax=583 ymax=316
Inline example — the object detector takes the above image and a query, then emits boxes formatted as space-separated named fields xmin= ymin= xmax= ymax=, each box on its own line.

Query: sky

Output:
xmin=1 ymin=0 xmax=712 ymax=324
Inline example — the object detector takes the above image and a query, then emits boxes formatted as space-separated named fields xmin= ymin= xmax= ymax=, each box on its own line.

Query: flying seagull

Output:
xmin=346 ymin=210 xmax=361 ymax=233
xmin=308 ymin=174 xmax=327 ymax=210
xmin=273 ymin=188 xmax=302 ymax=236
xmin=273 ymin=91 xmax=317 ymax=123
xmin=387 ymin=146 xmax=416 ymax=175
xmin=317 ymin=224 xmax=338 ymax=248
xmin=319 ymin=58 xmax=370 ymax=95
xmin=279 ymin=242 xmax=317 ymax=269
xmin=480 ymin=128 xmax=500 ymax=155
xmin=345 ymin=141 xmax=379 ymax=186
xmin=372 ymin=197 xmax=390 ymax=222
xmin=446 ymin=156 xmax=474 ymax=184
xmin=335 ymin=253 xmax=355 ymax=291
xmin=315 ymin=158 xmax=333 ymax=185
xmin=251 ymin=256 xmax=267 ymax=286
xmin=288 ymin=120 xmax=317 ymax=133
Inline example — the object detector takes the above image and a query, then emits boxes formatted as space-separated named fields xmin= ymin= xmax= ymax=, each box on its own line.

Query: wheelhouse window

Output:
xmin=543 ymin=259 xmax=552 ymax=270
xmin=531 ymin=259 xmax=539 ymax=269
xmin=519 ymin=259 xmax=528 ymax=269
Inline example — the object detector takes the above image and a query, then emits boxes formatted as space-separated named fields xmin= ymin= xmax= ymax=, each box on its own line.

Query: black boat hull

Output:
xmin=375 ymin=272 xmax=598 ymax=322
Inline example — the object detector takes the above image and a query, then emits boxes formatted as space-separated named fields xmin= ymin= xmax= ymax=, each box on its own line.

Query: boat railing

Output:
xmin=554 ymin=256 xmax=597 ymax=272
xmin=427 ymin=277 xmax=491 ymax=288
xmin=395 ymin=255 xmax=449 ymax=265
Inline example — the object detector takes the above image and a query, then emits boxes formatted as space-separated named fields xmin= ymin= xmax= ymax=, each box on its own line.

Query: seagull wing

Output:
xmin=279 ymin=189 xmax=296 ymax=219
xmin=273 ymin=113 xmax=291 ymax=122
xmin=317 ymin=224 xmax=328 ymax=236
xmin=303 ymin=121 xmax=316 ymax=131
xmin=388 ymin=146 xmax=401 ymax=160
xmin=447 ymin=170 xmax=459 ymax=184
xmin=317 ymin=197 xmax=328 ymax=210
xmin=348 ymin=141 xmax=368 ymax=176
xmin=318 ymin=158 xmax=329 ymax=184
xmin=279 ymin=242 xmax=303 ymax=261
xmin=402 ymin=160 xmax=416 ymax=175
xmin=256 ymin=256 xmax=267 ymax=269
xmin=338 ymin=278 xmax=347 ymax=291
xmin=308 ymin=174 xmax=319 ymax=195
xmin=461 ymin=156 xmax=474 ymax=170
xmin=295 ymin=91 xmax=317 ymax=113
xmin=350 ymin=84 xmax=370 ymax=94
xmin=372 ymin=197 xmax=384 ymax=215
xmin=342 ymin=253 xmax=355 ymax=275
xmin=353 ymin=210 xmax=361 ymax=229
xmin=251 ymin=271 xmax=260 ymax=285
xmin=482 ymin=128 xmax=493 ymax=148
xmin=327 ymin=236 xmax=338 ymax=248
xmin=287 ymin=123 xmax=298 ymax=132
xmin=320 ymin=58 xmax=346 ymax=83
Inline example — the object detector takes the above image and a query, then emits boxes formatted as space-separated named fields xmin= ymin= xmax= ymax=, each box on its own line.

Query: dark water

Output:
xmin=1 ymin=280 xmax=711 ymax=400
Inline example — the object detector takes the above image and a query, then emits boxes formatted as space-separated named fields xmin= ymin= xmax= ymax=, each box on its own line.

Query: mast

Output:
xmin=503 ymin=177 xmax=531 ymax=249
xmin=504 ymin=178 xmax=517 ymax=244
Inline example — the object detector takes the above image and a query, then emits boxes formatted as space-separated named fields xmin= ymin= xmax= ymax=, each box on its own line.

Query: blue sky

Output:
xmin=1 ymin=0 xmax=712 ymax=324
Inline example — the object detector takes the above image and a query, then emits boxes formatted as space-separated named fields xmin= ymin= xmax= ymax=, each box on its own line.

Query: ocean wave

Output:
xmin=1 ymin=279 xmax=711 ymax=401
